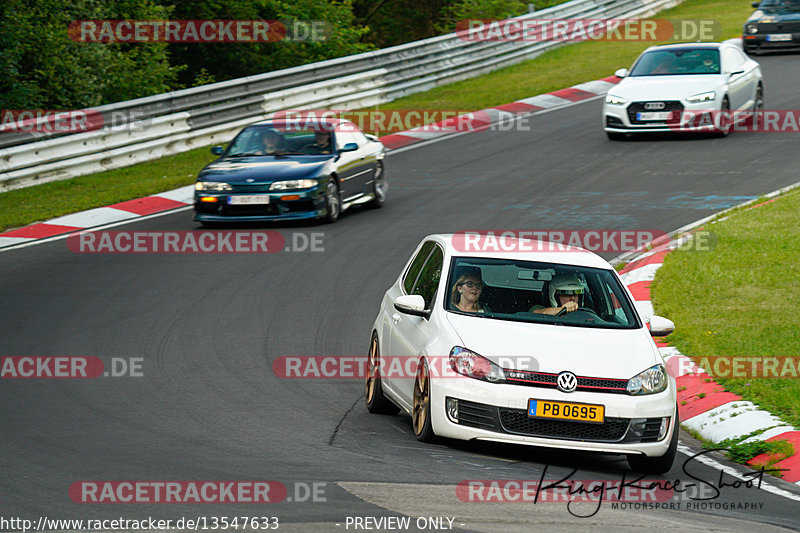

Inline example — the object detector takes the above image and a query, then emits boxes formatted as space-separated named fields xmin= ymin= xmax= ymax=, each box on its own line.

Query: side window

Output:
xmin=403 ymin=242 xmax=435 ymax=294
xmin=335 ymin=129 xmax=358 ymax=150
xmin=411 ymin=245 xmax=444 ymax=308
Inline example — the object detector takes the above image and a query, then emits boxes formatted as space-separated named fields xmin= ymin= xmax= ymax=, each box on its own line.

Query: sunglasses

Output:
xmin=460 ymin=281 xmax=484 ymax=289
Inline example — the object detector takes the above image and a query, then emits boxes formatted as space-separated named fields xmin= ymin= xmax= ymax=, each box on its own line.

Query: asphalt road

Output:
xmin=2 ymin=53 xmax=800 ymax=532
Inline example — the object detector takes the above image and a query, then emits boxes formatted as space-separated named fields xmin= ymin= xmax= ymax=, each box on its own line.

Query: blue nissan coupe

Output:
xmin=193 ymin=118 xmax=386 ymax=224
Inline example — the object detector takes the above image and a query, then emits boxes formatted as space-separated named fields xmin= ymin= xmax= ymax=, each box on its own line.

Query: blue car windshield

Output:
xmin=446 ymin=257 xmax=640 ymax=329
xmin=629 ymin=49 xmax=720 ymax=76
xmin=758 ymin=0 xmax=800 ymax=9
xmin=226 ymin=126 xmax=332 ymax=156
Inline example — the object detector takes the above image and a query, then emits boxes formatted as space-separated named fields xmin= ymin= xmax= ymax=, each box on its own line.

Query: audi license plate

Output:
xmin=636 ymin=111 xmax=672 ymax=121
xmin=767 ymin=33 xmax=792 ymax=42
xmin=228 ymin=195 xmax=270 ymax=205
xmin=528 ymin=399 xmax=604 ymax=423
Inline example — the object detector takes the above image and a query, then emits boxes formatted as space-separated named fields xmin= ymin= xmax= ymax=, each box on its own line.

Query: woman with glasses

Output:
xmin=450 ymin=272 xmax=488 ymax=313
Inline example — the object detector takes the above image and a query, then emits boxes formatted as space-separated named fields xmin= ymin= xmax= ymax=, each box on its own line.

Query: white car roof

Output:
xmin=424 ymin=233 xmax=615 ymax=270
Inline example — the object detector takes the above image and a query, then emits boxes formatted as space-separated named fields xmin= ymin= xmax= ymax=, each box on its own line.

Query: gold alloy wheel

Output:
xmin=412 ymin=360 xmax=430 ymax=436
xmin=365 ymin=335 xmax=379 ymax=403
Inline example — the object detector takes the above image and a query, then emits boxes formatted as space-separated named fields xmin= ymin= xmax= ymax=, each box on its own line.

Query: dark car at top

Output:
xmin=193 ymin=118 xmax=386 ymax=224
xmin=743 ymin=0 xmax=800 ymax=54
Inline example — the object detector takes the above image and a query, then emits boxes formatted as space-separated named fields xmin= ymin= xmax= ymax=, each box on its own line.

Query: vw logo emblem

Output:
xmin=557 ymin=371 xmax=578 ymax=393
xmin=644 ymin=102 xmax=665 ymax=110
xmin=246 ymin=178 xmax=255 ymax=183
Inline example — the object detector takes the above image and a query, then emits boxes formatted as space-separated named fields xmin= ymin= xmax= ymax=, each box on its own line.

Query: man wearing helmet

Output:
xmin=529 ymin=273 xmax=585 ymax=316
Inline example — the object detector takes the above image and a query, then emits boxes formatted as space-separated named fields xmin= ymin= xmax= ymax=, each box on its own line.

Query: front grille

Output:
xmin=504 ymin=369 xmax=628 ymax=394
xmin=499 ymin=408 xmax=630 ymax=442
xmin=757 ymin=22 xmax=800 ymax=33
xmin=223 ymin=204 xmax=279 ymax=216
xmin=457 ymin=400 xmax=500 ymax=431
xmin=231 ymin=183 xmax=271 ymax=193
xmin=453 ymin=400 xmax=665 ymax=444
xmin=624 ymin=418 xmax=665 ymax=443
xmin=627 ymin=101 xmax=684 ymax=125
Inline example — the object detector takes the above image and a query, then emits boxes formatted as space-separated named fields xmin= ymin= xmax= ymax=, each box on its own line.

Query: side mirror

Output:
xmin=340 ymin=142 xmax=358 ymax=152
xmin=614 ymin=68 xmax=629 ymax=78
xmin=648 ymin=315 xmax=675 ymax=337
xmin=211 ymin=146 xmax=224 ymax=156
xmin=751 ymin=1 xmax=760 ymax=7
xmin=394 ymin=295 xmax=430 ymax=318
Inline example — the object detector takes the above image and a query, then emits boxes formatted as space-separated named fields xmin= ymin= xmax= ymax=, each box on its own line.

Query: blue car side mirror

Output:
xmin=211 ymin=146 xmax=224 ymax=156
xmin=340 ymin=143 xmax=358 ymax=152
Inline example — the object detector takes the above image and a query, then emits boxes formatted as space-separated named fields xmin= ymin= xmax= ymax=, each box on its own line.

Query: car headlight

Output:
xmin=195 ymin=181 xmax=232 ymax=192
xmin=605 ymin=94 xmax=628 ymax=105
xmin=745 ymin=22 xmax=759 ymax=34
xmin=686 ymin=91 xmax=716 ymax=103
xmin=627 ymin=364 xmax=668 ymax=395
xmin=269 ymin=179 xmax=318 ymax=191
xmin=449 ymin=347 xmax=506 ymax=383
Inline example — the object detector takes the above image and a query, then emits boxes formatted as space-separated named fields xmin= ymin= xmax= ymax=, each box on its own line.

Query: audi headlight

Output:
xmin=605 ymin=94 xmax=628 ymax=105
xmin=627 ymin=364 xmax=668 ymax=395
xmin=745 ymin=22 xmax=759 ymax=34
xmin=269 ymin=179 xmax=318 ymax=191
xmin=195 ymin=181 xmax=232 ymax=192
xmin=686 ymin=91 xmax=716 ymax=103
xmin=449 ymin=347 xmax=506 ymax=383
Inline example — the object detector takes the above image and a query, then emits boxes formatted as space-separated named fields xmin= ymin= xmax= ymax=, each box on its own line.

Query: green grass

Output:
xmin=0 ymin=0 xmax=753 ymax=232
xmin=652 ymin=189 xmax=800 ymax=429
xmin=0 ymin=147 xmax=217 ymax=232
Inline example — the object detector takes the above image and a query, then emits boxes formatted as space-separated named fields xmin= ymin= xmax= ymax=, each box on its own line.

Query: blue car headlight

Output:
xmin=195 ymin=181 xmax=232 ymax=192
xmin=627 ymin=364 xmax=668 ymax=395
xmin=269 ymin=179 xmax=318 ymax=191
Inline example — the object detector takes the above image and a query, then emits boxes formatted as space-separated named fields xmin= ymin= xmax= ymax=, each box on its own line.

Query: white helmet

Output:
xmin=548 ymin=273 xmax=585 ymax=307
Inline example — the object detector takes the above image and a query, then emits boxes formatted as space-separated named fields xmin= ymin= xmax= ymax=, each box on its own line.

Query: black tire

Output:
xmin=752 ymin=84 xmax=764 ymax=128
xmin=369 ymin=162 xmax=387 ymax=208
xmin=323 ymin=177 xmax=340 ymax=223
xmin=412 ymin=358 xmax=436 ymax=442
xmin=606 ymin=132 xmax=626 ymax=141
xmin=713 ymin=97 xmax=731 ymax=138
xmin=364 ymin=333 xmax=399 ymax=415
xmin=627 ymin=408 xmax=679 ymax=474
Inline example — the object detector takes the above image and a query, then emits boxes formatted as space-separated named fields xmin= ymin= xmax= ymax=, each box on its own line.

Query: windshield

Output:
xmin=629 ymin=49 xmax=720 ymax=76
xmin=446 ymin=257 xmax=640 ymax=329
xmin=225 ymin=125 xmax=332 ymax=156
xmin=758 ymin=0 xmax=800 ymax=9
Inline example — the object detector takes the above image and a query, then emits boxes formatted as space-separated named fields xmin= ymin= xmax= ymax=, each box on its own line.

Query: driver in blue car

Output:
xmin=303 ymin=130 xmax=332 ymax=154
xmin=530 ymin=273 xmax=584 ymax=315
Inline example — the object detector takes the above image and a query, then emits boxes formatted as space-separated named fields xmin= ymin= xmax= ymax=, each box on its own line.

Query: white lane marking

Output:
xmin=619 ymin=262 xmax=661 ymax=284
xmin=677 ymin=443 xmax=800 ymax=502
xmin=153 ymin=185 xmax=194 ymax=203
xmin=47 ymin=206 xmax=139 ymax=228
xmin=740 ymin=426 xmax=798 ymax=443
xmin=0 ymin=206 xmax=193 ymax=253
xmin=0 ymin=236 xmax=35 ymax=247
xmin=683 ymin=401 xmax=792 ymax=442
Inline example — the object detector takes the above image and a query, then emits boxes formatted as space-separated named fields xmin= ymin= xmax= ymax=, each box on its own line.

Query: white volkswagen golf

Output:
xmin=365 ymin=234 xmax=678 ymax=474
xmin=603 ymin=42 xmax=763 ymax=139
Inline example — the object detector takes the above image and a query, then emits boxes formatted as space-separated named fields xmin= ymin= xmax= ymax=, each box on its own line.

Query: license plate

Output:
xmin=528 ymin=399 xmax=604 ymax=423
xmin=228 ymin=195 xmax=270 ymax=205
xmin=767 ymin=33 xmax=792 ymax=42
xmin=636 ymin=111 xmax=672 ymax=121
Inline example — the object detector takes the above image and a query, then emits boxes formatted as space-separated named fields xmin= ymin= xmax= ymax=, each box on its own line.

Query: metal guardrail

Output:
xmin=0 ymin=0 xmax=682 ymax=191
